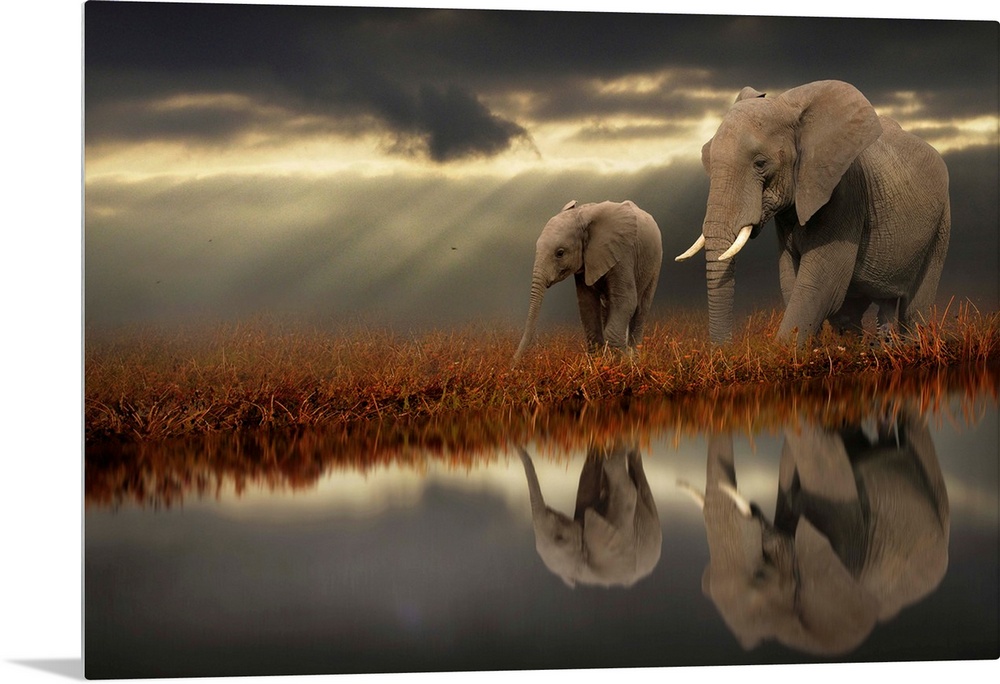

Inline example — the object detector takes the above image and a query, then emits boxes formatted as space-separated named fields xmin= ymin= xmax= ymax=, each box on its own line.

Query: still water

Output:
xmin=85 ymin=369 xmax=999 ymax=679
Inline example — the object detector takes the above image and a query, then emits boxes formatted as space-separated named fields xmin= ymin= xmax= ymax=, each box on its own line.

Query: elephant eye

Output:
xmin=555 ymin=248 xmax=566 ymax=259
xmin=753 ymin=157 xmax=768 ymax=171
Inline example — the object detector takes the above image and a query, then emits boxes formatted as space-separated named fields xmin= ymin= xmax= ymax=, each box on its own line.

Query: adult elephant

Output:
xmin=679 ymin=409 xmax=949 ymax=655
xmin=517 ymin=441 xmax=662 ymax=588
xmin=512 ymin=200 xmax=663 ymax=366
xmin=676 ymin=80 xmax=950 ymax=345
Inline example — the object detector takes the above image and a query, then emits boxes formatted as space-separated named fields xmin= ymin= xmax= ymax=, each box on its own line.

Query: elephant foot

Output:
xmin=593 ymin=343 xmax=636 ymax=362
xmin=875 ymin=321 xmax=895 ymax=342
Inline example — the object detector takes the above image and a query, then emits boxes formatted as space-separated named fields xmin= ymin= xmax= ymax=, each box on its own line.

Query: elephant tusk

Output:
xmin=718 ymin=482 xmax=753 ymax=517
xmin=717 ymin=225 xmax=753 ymax=262
xmin=676 ymin=479 xmax=705 ymax=509
xmin=674 ymin=234 xmax=705 ymax=262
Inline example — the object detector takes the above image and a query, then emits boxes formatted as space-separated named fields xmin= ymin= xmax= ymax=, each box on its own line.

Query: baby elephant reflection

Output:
xmin=517 ymin=442 xmax=662 ymax=588
xmin=680 ymin=409 xmax=949 ymax=655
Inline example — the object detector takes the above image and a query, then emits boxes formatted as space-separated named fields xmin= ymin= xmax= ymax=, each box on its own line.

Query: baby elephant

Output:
xmin=512 ymin=200 xmax=663 ymax=366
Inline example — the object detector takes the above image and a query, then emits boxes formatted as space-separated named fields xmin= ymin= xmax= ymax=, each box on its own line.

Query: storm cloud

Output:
xmin=86 ymin=6 xmax=999 ymax=155
xmin=85 ymin=4 xmax=541 ymax=160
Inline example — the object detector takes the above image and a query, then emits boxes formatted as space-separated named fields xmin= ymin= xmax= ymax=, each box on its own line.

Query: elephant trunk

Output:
xmin=705 ymin=230 xmax=737 ymax=345
xmin=703 ymin=432 xmax=771 ymax=576
xmin=517 ymin=447 xmax=547 ymax=519
xmin=703 ymin=175 xmax=759 ymax=345
xmin=703 ymin=432 xmax=744 ymax=562
xmin=512 ymin=274 xmax=547 ymax=367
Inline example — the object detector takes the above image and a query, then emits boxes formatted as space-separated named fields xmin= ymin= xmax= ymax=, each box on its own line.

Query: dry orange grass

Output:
xmin=85 ymin=301 xmax=1000 ymax=444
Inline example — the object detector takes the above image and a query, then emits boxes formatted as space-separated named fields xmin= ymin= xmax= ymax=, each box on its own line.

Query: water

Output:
xmin=84 ymin=369 xmax=999 ymax=679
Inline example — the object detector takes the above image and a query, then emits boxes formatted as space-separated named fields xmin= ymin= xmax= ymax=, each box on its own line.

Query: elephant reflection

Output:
xmin=680 ymin=409 xmax=949 ymax=655
xmin=517 ymin=442 xmax=662 ymax=588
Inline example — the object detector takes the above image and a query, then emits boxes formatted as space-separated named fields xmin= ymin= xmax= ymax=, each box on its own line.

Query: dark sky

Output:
xmin=82 ymin=2 xmax=999 ymax=333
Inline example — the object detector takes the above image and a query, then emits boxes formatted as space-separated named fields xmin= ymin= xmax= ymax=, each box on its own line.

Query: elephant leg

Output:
xmin=899 ymin=211 xmax=950 ymax=332
xmin=574 ymin=273 xmax=605 ymax=352
xmin=776 ymin=223 xmax=798 ymax=307
xmin=777 ymin=246 xmax=854 ymax=344
xmin=829 ymin=296 xmax=870 ymax=335
xmin=899 ymin=409 xmax=950 ymax=528
xmin=625 ymin=445 xmax=659 ymax=526
xmin=779 ymin=287 xmax=841 ymax=343
xmin=874 ymin=299 xmax=898 ymax=338
xmin=629 ymin=264 xmax=661 ymax=349
xmin=575 ymin=451 xmax=607 ymax=519
xmin=783 ymin=425 xmax=859 ymax=503
xmin=599 ymin=447 xmax=638 ymax=526
xmin=603 ymin=277 xmax=638 ymax=351
xmin=628 ymin=310 xmax=644 ymax=350
xmin=629 ymin=289 xmax=651 ymax=349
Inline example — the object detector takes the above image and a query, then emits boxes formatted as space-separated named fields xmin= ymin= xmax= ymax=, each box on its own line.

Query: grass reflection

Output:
xmin=85 ymin=359 xmax=997 ymax=509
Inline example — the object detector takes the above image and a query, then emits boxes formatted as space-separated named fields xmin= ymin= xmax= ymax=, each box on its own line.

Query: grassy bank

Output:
xmin=85 ymin=301 xmax=1000 ymax=443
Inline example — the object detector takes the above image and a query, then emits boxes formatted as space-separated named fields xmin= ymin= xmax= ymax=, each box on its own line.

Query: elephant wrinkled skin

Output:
xmin=517 ymin=442 xmax=662 ymax=588
xmin=677 ymin=80 xmax=951 ymax=345
xmin=680 ymin=409 xmax=949 ymax=655
xmin=512 ymin=200 xmax=663 ymax=366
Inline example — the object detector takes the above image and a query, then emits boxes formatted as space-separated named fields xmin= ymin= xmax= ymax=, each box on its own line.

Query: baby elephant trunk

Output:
xmin=512 ymin=276 xmax=547 ymax=367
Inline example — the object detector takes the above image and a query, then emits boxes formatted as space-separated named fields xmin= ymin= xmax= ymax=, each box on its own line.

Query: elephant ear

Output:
xmin=582 ymin=201 xmax=637 ymax=287
xmin=702 ymin=87 xmax=766 ymax=174
xmin=736 ymin=86 xmax=766 ymax=101
xmin=789 ymin=517 xmax=879 ymax=654
xmin=781 ymin=80 xmax=882 ymax=226
xmin=700 ymin=139 xmax=713 ymax=175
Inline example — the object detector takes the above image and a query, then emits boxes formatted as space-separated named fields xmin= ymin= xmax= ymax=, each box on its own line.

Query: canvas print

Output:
xmin=83 ymin=1 xmax=999 ymax=680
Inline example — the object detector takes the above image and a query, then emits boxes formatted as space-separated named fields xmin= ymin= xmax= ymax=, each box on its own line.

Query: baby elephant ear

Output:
xmin=561 ymin=200 xmax=578 ymax=212
xmin=582 ymin=201 xmax=637 ymax=287
xmin=782 ymin=80 xmax=882 ymax=226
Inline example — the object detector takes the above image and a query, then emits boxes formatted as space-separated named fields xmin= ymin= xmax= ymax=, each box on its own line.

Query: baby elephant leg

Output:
xmin=575 ymin=274 xmax=605 ymax=352
xmin=602 ymin=285 xmax=638 ymax=352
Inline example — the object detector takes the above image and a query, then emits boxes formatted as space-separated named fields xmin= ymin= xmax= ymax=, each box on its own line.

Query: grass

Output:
xmin=85 ymin=300 xmax=1000 ymax=445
